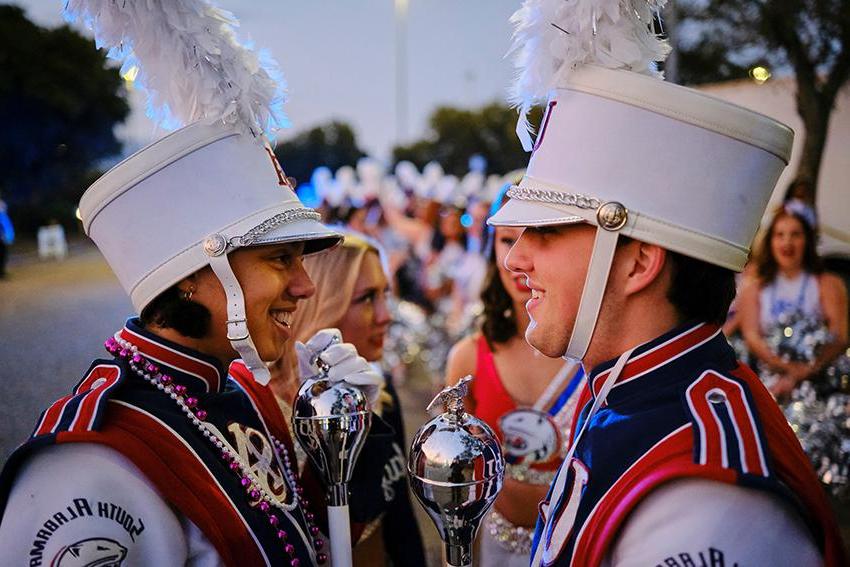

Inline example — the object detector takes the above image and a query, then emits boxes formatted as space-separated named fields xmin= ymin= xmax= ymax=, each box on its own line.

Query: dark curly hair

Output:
xmin=139 ymin=285 xmax=211 ymax=338
xmin=479 ymin=186 xmax=518 ymax=345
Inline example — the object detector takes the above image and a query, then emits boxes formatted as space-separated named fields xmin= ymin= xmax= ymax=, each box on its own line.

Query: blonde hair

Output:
xmin=281 ymin=231 xmax=392 ymax=410
xmin=291 ymin=232 xmax=382 ymax=342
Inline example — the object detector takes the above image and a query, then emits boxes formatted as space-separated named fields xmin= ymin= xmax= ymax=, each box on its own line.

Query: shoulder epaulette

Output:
xmin=684 ymin=369 xmax=771 ymax=478
xmin=30 ymin=360 xmax=124 ymax=438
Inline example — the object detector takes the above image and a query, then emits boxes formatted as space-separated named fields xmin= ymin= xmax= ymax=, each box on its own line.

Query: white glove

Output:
xmin=296 ymin=328 xmax=383 ymax=408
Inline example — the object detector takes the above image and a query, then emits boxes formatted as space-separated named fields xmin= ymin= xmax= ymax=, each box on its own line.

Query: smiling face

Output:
xmin=504 ymin=223 xmax=598 ymax=357
xmin=190 ymin=242 xmax=315 ymax=364
xmin=770 ymin=214 xmax=806 ymax=274
xmin=494 ymin=226 xmax=533 ymax=305
xmin=336 ymin=251 xmax=392 ymax=362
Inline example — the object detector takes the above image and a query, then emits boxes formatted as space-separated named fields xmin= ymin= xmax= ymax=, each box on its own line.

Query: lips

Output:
xmin=513 ymin=276 xmax=532 ymax=293
xmin=526 ymin=283 xmax=544 ymax=313
xmin=271 ymin=310 xmax=294 ymax=329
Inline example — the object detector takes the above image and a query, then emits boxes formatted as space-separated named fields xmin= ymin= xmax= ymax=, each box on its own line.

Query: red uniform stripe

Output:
xmin=591 ymin=324 xmax=719 ymax=397
xmin=119 ymin=327 xmax=221 ymax=392
xmin=569 ymin=383 xmax=593 ymax=446
xmin=69 ymin=365 xmax=122 ymax=433
xmin=687 ymin=371 xmax=768 ymax=476
xmin=34 ymin=394 xmax=75 ymax=437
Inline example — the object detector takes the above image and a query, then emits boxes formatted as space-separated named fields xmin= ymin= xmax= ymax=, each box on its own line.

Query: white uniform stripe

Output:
xmin=48 ymin=397 xmax=77 ymax=435
xmin=685 ymin=382 xmax=709 ymax=465
xmin=713 ymin=374 xmax=770 ymax=476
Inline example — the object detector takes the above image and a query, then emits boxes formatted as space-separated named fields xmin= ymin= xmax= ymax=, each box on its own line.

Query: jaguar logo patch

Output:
xmin=51 ymin=538 xmax=127 ymax=567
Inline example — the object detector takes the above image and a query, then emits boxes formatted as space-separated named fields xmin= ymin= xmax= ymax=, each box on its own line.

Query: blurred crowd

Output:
xmin=302 ymin=162 xmax=850 ymax=503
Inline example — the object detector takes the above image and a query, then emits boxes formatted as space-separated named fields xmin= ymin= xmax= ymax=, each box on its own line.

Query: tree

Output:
xmin=674 ymin=0 xmax=850 ymax=195
xmin=392 ymin=103 xmax=543 ymax=177
xmin=0 ymin=5 xmax=130 ymax=232
xmin=274 ymin=121 xmax=366 ymax=186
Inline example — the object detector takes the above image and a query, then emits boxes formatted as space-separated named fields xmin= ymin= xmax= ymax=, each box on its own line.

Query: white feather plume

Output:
xmin=64 ymin=0 xmax=287 ymax=140
xmin=509 ymin=0 xmax=671 ymax=149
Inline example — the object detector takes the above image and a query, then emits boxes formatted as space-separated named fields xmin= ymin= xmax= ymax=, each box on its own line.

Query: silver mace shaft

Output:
xmin=293 ymin=375 xmax=371 ymax=567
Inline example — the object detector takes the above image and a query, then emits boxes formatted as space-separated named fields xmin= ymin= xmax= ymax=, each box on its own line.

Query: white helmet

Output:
xmin=80 ymin=122 xmax=341 ymax=384
xmin=67 ymin=0 xmax=341 ymax=384
xmin=489 ymin=4 xmax=793 ymax=362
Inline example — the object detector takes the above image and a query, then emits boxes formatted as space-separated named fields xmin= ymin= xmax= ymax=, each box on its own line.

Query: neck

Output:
xmin=778 ymin=265 xmax=803 ymax=279
xmin=583 ymin=299 xmax=681 ymax=373
xmin=269 ymin=348 xmax=300 ymax=405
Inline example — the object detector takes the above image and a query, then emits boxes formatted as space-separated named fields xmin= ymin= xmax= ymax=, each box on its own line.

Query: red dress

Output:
xmin=470 ymin=335 xmax=575 ymax=473
xmin=470 ymin=335 xmax=518 ymax=441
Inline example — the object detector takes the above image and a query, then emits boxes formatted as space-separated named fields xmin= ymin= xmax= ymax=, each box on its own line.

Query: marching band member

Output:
xmin=0 ymin=2 xmax=382 ymax=565
xmin=260 ymin=231 xmax=427 ymax=567
xmin=489 ymin=1 xmax=846 ymax=565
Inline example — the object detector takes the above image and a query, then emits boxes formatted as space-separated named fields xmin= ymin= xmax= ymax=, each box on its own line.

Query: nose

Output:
xmin=373 ymin=292 xmax=392 ymax=326
xmin=287 ymin=257 xmax=316 ymax=300
xmin=505 ymin=229 xmax=531 ymax=274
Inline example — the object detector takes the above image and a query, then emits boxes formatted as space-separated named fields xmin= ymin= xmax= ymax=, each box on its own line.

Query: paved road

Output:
xmin=0 ymin=244 xmax=444 ymax=563
xmin=0 ymin=245 xmax=133 ymax=459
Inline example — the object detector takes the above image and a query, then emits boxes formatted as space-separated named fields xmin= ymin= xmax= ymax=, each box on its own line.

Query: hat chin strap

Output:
xmin=563 ymin=227 xmax=619 ymax=362
xmin=207 ymin=254 xmax=271 ymax=385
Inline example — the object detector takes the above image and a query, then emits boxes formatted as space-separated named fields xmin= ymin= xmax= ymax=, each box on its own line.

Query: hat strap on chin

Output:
xmin=563 ymin=227 xmax=619 ymax=362
xmin=208 ymin=254 xmax=271 ymax=385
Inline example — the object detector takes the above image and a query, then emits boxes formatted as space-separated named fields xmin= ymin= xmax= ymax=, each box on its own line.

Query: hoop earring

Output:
xmin=182 ymin=287 xmax=195 ymax=301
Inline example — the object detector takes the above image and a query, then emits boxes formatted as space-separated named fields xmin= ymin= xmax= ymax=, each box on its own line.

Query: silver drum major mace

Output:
xmin=292 ymin=353 xmax=371 ymax=567
xmin=408 ymin=375 xmax=505 ymax=567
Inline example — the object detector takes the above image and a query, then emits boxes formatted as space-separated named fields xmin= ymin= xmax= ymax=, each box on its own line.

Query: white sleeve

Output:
xmin=0 ymin=443 xmax=224 ymax=566
xmin=604 ymin=479 xmax=823 ymax=567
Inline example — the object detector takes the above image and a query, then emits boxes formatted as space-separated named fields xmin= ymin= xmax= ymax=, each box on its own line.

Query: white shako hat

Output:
xmin=79 ymin=122 xmax=341 ymax=385
xmin=489 ymin=1 xmax=794 ymax=362
xmin=67 ymin=0 xmax=341 ymax=384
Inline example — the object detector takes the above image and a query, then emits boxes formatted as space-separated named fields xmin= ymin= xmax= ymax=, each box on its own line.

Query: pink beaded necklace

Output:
xmin=105 ymin=334 xmax=328 ymax=566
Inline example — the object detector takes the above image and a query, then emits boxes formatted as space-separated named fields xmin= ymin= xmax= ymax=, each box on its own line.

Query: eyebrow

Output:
xmin=354 ymin=283 xmax=390 ymax=295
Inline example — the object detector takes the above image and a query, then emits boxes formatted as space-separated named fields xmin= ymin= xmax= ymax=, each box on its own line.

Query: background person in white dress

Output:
xmin=739 ymin=204 xmax=848 ymax=399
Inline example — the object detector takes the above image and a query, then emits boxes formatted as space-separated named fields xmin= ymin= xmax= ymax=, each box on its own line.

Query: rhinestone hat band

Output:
xmin=203 ymin=208 xmax=323 ymax=257
xmin=507 ymin=185 xmax=602 ymax=210
xmin=506 ymin=185 xmax=629 ymax=232
xmin=238 ymin=208 xmax=323 ymax=246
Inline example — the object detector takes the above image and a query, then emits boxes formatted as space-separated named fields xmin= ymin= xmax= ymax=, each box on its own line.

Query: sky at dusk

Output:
xmin=12 ymin=0 xmax=522 ymax=160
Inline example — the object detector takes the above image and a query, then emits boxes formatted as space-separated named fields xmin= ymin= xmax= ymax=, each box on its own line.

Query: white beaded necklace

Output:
xmin=105 ymin=333 xmax=328 ymax=565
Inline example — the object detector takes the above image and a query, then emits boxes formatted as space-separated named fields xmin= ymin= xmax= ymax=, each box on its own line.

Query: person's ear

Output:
xmin=622 ymin=241 xmax=668 ymax=297
xmin=176 ymin=273 xmax=199 ymax=301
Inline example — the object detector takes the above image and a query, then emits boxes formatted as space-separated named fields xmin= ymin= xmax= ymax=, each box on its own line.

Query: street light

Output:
xmin=395 ymin=0 xmax=409 ymax=143
xmin=749 ymin=66 xmax=771 ymax=85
